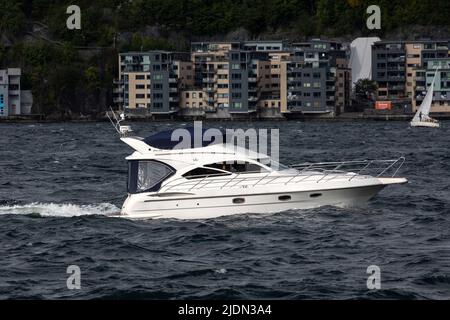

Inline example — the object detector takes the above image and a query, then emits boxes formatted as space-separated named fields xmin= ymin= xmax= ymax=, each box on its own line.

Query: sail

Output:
xmin=412 ymin=69 xmax=438 ymax=123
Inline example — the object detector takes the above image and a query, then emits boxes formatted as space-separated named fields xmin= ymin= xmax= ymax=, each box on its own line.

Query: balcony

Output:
xmin=387 ymin=57 xmax=405 ymax=62
xmin=204 ymin=87 xmax=216 ymax=93
xmin=204 ymin=78 xmax=216 ymax=84
xmin=388 ymin=76 xmax=405 ymax=81
xmin=168 ymin=78 xmax=178 ymax=83
xmin=203 ymin=97 xmax=215 ymax=104
xmin=205 ymin=107 xmax=217 ymax=113
xmin=387 ymin=66 xmax=405 ymax=71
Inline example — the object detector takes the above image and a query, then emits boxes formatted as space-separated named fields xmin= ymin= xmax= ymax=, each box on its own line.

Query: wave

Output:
xmin=0 ymin=202 xmax=120 ymax=217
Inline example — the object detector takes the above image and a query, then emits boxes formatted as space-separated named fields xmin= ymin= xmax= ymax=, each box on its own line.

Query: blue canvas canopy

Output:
xmin=143 ymin=127 xmax=228 ymax=150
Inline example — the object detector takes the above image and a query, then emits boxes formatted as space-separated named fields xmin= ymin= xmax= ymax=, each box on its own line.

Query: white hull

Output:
xmin=410 ymin=121 xmax=440 ymax=128
xmin=117 ymin=178 xmax=406 ymax=220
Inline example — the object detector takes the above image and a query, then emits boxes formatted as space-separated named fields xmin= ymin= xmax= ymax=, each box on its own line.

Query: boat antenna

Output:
xmin=106 ymin=107 xmax=133 ymax=136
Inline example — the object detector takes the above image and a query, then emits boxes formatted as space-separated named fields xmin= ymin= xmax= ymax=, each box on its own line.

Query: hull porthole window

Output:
xmin=278 ymin=195 xmax=291 ymax=201
xmin=310 ymin=193 xmax=322 ymax=198
xmin=233 ymin=198 xmax=245 ymax=204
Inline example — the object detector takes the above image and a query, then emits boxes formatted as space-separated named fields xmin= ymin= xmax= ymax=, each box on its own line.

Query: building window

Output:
xmin=153 ymin=74 xmax=163 ymax=80
xmin=136 ymin=84 xmax=145 ymax=89
xmin=231 ymin=64 xmax=240 ymax=70
xmin=185 ymin=92 xmax=189 ymax=98
xmin=136 ymin=94 xmax=145 ymax=99
xmin=192 ymin=92 xmax=197 ymax=98
xmin=135 ymin=75 xmax=145 ymax=80
xmin=232 ymin=102 xmax=242 ymax=108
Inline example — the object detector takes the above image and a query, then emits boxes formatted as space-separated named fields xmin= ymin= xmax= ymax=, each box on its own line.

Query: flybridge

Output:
xmin=143 ymin=127 xmax=229 ymax=150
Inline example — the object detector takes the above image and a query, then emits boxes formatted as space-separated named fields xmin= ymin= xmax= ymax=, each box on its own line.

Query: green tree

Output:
xmin=354 ymin=79 xmax=378 ymax=100
xmin=0 ymin=0 xmax=26 ymax=35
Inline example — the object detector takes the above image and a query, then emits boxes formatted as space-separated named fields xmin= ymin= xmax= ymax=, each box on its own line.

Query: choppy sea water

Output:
xmin=0 ymin=121 xmax=449 ymax=299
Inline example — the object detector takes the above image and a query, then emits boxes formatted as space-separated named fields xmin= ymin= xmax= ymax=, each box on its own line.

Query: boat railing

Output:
xmin=161 ymin=157 xmax=405 ymax=192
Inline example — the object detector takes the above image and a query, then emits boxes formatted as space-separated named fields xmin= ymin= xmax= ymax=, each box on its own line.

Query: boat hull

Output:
xmin=410 ymin=121 xmax=440 ymax=128
xmin=118 ymin=183 xmax=390 ymax=220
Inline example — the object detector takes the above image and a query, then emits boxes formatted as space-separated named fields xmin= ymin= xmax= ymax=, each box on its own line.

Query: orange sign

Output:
xmin=375 ymin=101 xmax=392 ymax=110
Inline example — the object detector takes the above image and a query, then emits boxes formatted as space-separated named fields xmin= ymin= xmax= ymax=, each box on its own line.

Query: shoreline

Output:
xmin=1 ymin=113 xmax=449 ymax=123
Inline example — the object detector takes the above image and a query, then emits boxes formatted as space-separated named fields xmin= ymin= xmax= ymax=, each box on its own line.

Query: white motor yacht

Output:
xmin=112 ymin=125 xmax=407 ymax=220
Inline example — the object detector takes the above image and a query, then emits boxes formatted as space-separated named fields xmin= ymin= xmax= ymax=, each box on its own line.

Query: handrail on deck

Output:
xmin=160 ymin=157 xmax=406 ymax=193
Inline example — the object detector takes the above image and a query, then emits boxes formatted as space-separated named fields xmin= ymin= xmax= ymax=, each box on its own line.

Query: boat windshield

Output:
xmin=128 ymin=160 xmax=175 ymax=193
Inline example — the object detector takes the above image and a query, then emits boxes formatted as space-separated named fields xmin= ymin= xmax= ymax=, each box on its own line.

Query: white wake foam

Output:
xmin=0 ymin=202 xmax=120 ymax=217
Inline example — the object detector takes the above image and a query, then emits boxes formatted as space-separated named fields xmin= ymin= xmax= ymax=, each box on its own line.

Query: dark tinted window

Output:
xmin=183 ymin=167 xmax=230 ymax=179
xmin=128 ymin=161 xmax=174 ymax=193
xmin=206 ymin=161 xmax=267 ymax=173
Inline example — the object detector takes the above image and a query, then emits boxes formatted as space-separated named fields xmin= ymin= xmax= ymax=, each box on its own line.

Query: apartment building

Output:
xmin=0 ymin=68 xmax=33 ymax=117
xmin=114 ymin=51 xmax=190 ymax=115
xmin=115 ymin=40 xmax=352 ymax=119
xmin=371 ymin=41 xmax=407 ymax=102
xmin=186 ymin=42 xmax=275 ymax=118
xmin=372 ymin=40 xmax=450 ymax=114
xmin=280 ymin=40 xmax=351 ymax=116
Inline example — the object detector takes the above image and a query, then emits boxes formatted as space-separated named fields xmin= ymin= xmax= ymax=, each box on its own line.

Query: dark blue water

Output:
xmin=0 ymin=121 xmax=449 ymax=299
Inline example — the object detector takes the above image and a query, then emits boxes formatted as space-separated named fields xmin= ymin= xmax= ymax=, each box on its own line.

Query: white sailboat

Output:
xmin=411 ymin=68 xmax=440 ymax=128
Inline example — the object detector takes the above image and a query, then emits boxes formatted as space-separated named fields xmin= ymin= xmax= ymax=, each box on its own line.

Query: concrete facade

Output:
xmin=114 ymin=41 xmax=352 ymax=119
xmin=372 ymin=40 xmax=450 ymax=114
xmin=114 ymin=51 xmax=190 ymax=116
xmin=0 ymin=68 xmax=33 ymax=117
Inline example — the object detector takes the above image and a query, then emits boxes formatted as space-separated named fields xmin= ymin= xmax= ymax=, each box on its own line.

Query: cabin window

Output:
xmin=182 ymin=167 xmax=230 ymax=180
xmin=205 ymin=161 xmax=268 ymax=174
xmin=128 ymin=160 xmax=175 ymax=193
